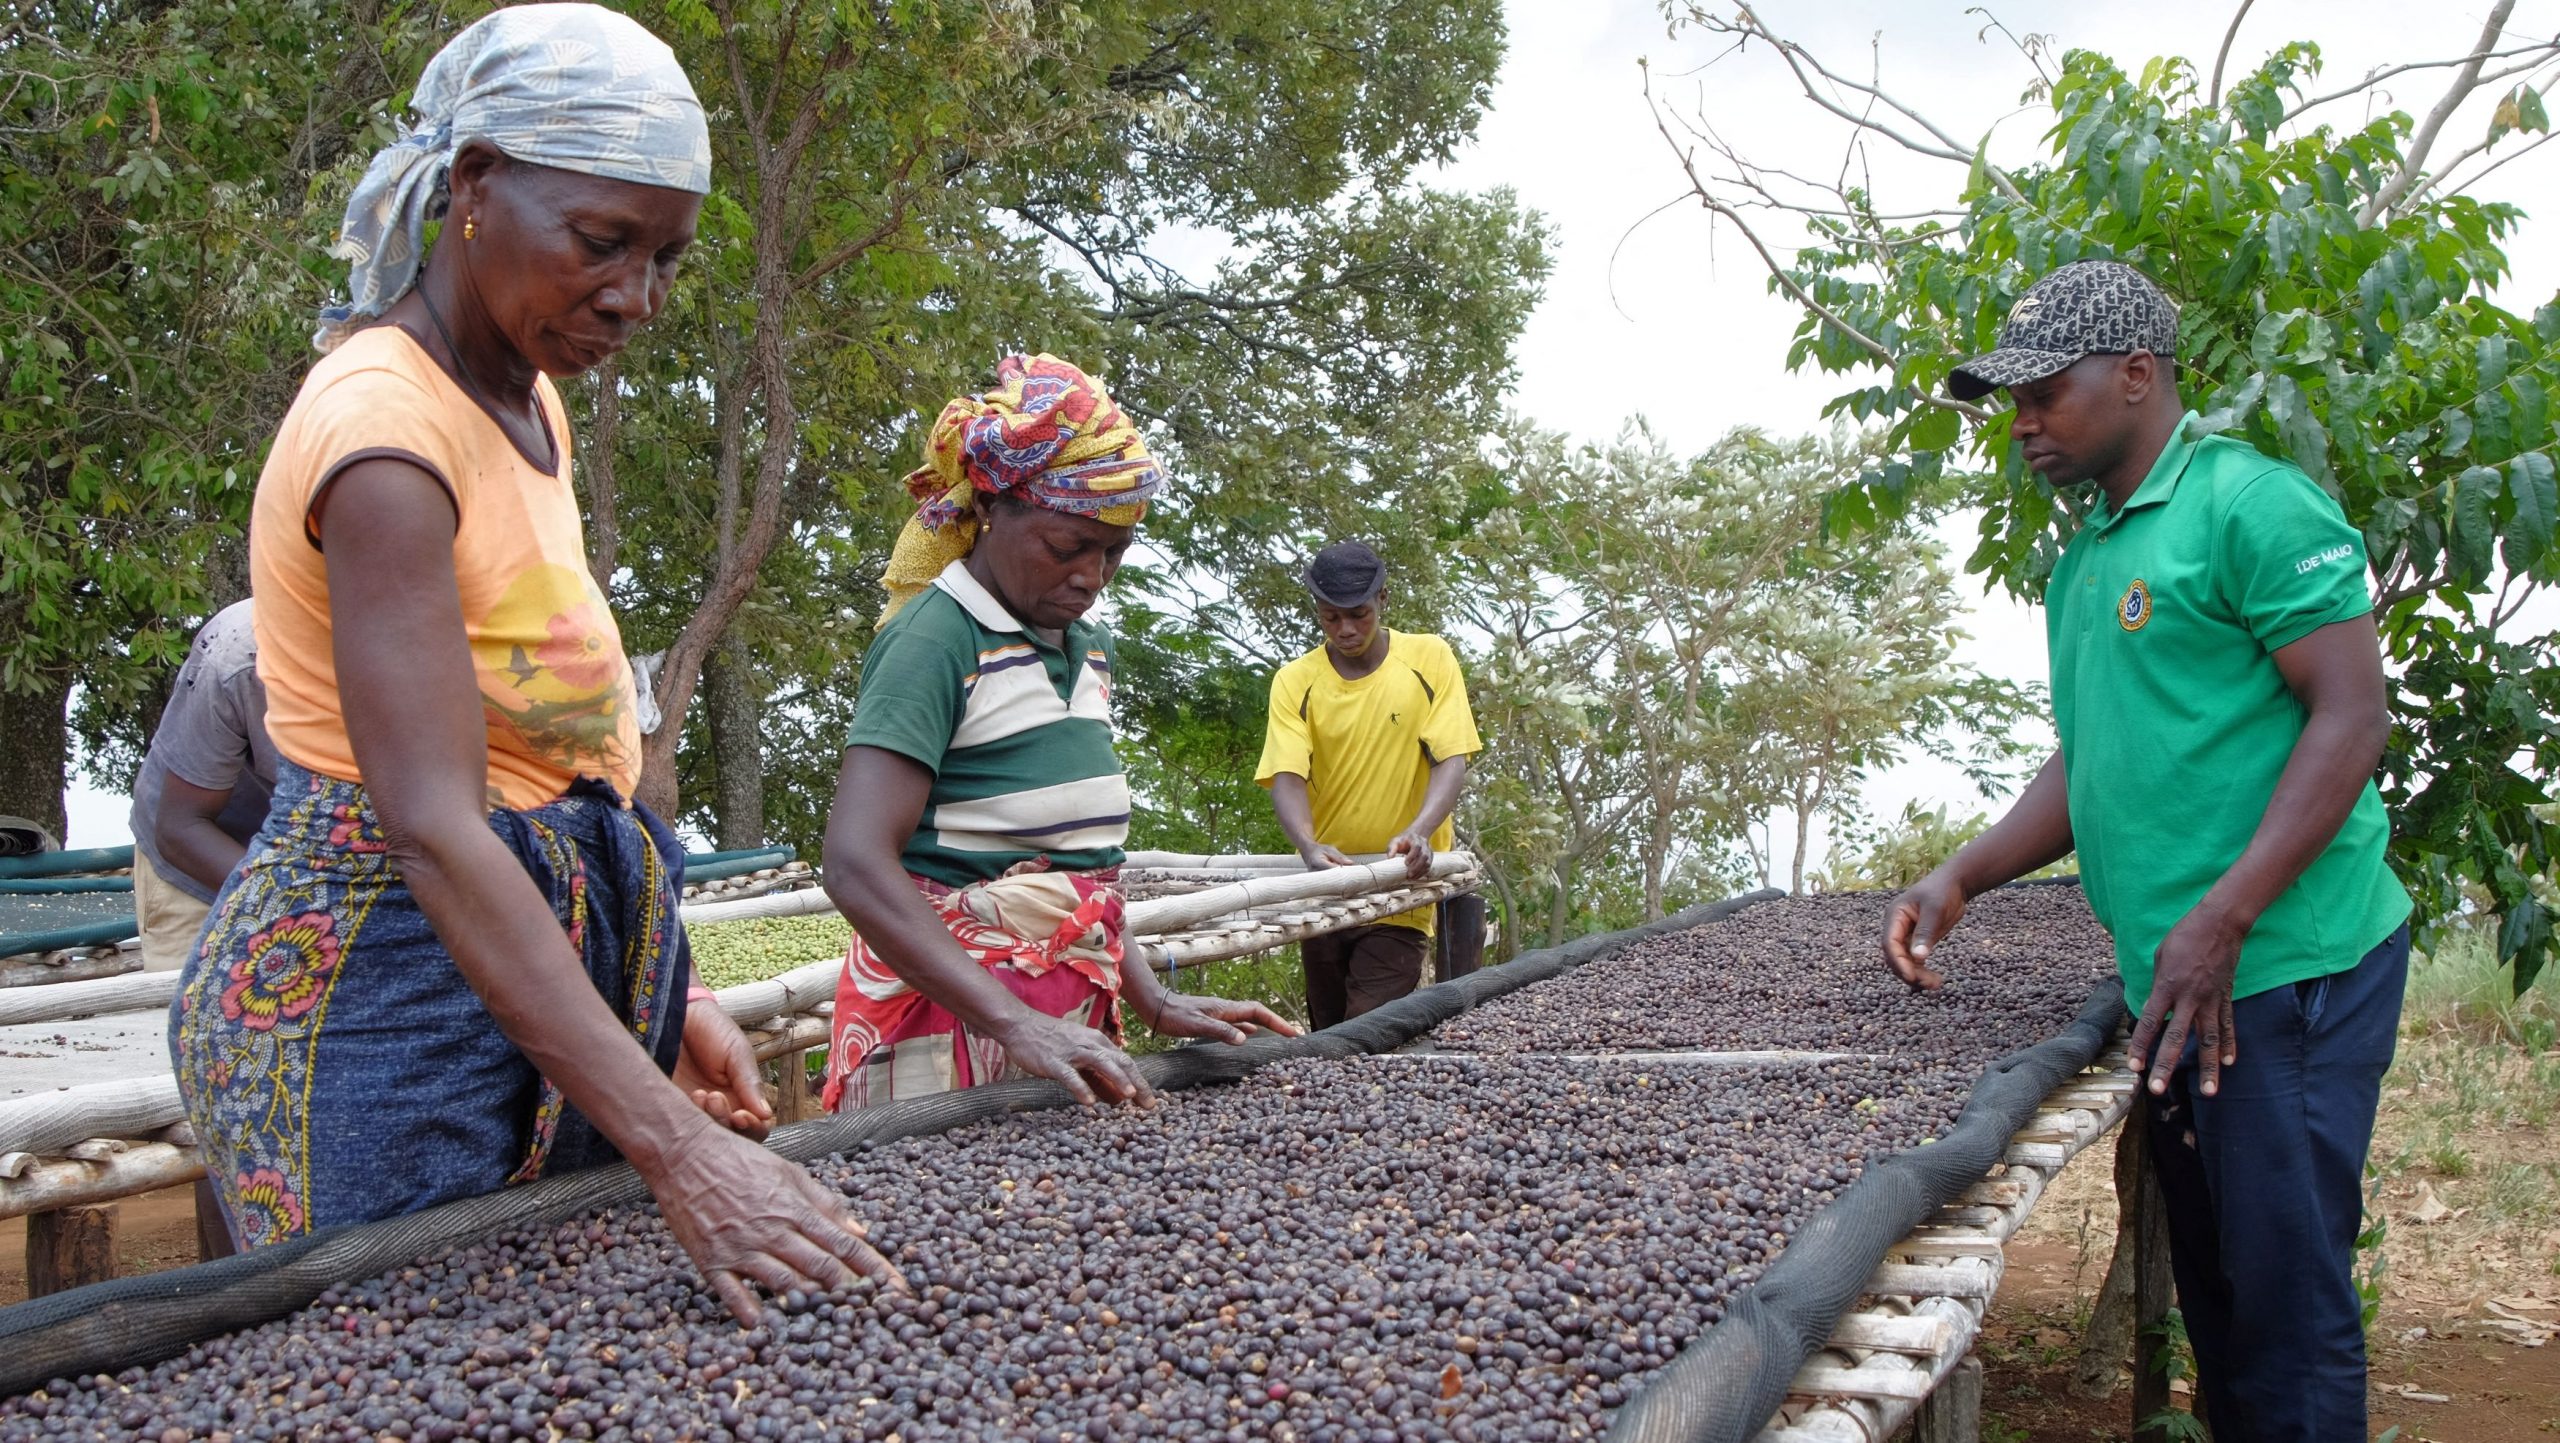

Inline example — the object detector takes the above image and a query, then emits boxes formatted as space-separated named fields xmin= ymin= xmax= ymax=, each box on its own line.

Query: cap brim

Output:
xmin=1305 ymin=577 xmax=1385 ymax=608
xmin=1945 ymin=347 xmax=2084 ymax=402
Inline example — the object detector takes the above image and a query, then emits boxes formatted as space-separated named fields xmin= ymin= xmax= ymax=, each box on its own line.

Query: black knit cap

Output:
xmin=1947 ymin=259 xmax=2180 ymax=402
xmin=1303 ymin=540 xmax=1386 ymax=608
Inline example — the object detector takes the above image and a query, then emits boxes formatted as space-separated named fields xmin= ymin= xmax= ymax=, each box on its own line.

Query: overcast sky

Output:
xmin=60 ymin=1 xmax=2560 ymax=875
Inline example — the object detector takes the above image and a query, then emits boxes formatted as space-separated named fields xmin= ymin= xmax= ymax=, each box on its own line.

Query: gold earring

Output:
xmin=463 ymin=215 xmax=478 ymax=241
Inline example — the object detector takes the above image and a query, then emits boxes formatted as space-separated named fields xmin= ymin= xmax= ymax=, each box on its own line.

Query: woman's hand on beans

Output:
xmin=997 ymin=1012 xmax=1155 ymax=1108
xmin=673 ymin=1001 xmax=775 ymax=1141
xmin=649 ymin=1122 xmax=909 ymax=1325
xmin=1147 ymin=993 xmax=1301 ymax=1045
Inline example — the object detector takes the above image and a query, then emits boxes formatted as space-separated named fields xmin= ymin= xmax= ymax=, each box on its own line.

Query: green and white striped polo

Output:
xmin=846 ymin=561 xmax=1129 ymax=886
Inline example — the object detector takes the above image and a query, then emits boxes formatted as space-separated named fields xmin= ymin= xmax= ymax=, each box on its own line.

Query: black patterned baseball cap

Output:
xmin=1946 ymin=260 xmax=2179 ymax=402
xmin=1303 ymin=540 xmax=1386 ymax=608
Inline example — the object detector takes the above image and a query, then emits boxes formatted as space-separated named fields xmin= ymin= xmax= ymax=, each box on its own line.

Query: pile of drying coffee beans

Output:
xmin=1432 ymin=885 xmax=2112 ymax=1065
xmin=1 ymin=890 xmax=2112 ymax=1441
xmin=3 ymin=1056 xmax=1979 ymax=1442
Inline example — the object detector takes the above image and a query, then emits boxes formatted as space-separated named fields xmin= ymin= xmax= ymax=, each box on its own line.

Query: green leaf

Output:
xmin=2508 ymin=374 xmax=2549 ymax=446
xmin=2437 ymin=407 xmax=2473 ymax=457
xmin=2506 ymin=453 xmax=2557 ymax=570
xmin=2264 ymin=373 xmax=2331 ymax=481
xmin=2521 ymin=86 xmax=2550 ymax=134
xmin=2191 ymin=372 xmax=2266 ymax=434
xmin=1909 ymin=403 xmax=1963 ymax=453
xmin=2451 ymin=465 xmax=2503 ymax=582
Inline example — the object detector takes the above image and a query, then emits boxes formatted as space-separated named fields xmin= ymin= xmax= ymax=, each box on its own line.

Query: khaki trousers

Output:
xmin=133 ymin=851 xmax=212 ymax=973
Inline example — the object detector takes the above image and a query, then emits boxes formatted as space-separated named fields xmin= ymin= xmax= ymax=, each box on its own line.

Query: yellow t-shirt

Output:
xmin=1254 ymin=630 xmax=1482 ymax=933
xmin=248 ymin=325 xmax=642 ymax=810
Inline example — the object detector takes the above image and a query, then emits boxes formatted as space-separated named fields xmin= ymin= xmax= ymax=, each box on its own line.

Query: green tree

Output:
xmin=1447 ymin=418 xmax=2031 ymax=943
xmin=1816 ymin=800 xmax=2081 ymax=892
xmin=0 ymin=1 xmax=441 ymax=832
xmin=1110 ymin=607 xmax=1291 ymax=858
xmin=1654 ymin=4 xmax=2560 ymax=987
xmin=592 ymin=0 xmax=1544 ymax=841
xmin=0 ymin=0 xmax=1542 ymax=852
xmin=1727 ymin=548 xmax=2035 ymax=893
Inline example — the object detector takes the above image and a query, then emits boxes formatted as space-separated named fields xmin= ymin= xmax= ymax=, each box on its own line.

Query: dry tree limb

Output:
xmin=1642 ymin=67 xmax=1992 ymax=426
xmin=2207 ymin=0 xmax=2259 ymax=108
xmin=2361 ymin=0 xmax=2522 ymax=225
xmin=1690 ymin=4 xmax=2032 ymax=207
xmin=2278 ymin=40 xmax=2560 ymax=127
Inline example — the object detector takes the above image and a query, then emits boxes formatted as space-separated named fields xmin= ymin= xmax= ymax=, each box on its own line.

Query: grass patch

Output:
xmin=2366 ymin=925 xmax=2560 ymax=1303
xmin=688 ymin=913 xmax=852 ymax=989
xmin=2404 ymin=925 xmax=2560 ymax=1050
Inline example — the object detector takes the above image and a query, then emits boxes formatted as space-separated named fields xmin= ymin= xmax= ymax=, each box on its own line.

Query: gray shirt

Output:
xmin=130 ymin=600 xmax=277 ymax=903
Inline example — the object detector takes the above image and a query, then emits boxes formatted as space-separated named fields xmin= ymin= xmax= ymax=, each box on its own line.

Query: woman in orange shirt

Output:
xmin=169 ymin=3 xmax=898 ymax=1322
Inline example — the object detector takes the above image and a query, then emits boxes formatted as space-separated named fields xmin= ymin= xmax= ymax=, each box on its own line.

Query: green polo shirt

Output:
xmin=847 ymin=562 xmax=1129 ymax=887
xmin=2045 ymin=413 xmax=2409 ymax=1010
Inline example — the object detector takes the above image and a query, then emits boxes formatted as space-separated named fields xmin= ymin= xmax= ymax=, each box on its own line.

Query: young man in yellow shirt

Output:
xmin=1255 ymin=541 xmax=1481 ymax=1028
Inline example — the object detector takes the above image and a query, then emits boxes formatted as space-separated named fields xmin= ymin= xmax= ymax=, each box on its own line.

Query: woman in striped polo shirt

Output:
xmin=817 ymin=356 xmax=1296 ymax=1111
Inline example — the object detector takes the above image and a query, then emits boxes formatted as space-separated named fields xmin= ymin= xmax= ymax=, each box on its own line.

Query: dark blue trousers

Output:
xmin=2144 ymin=923 xmax=2408 ymax=1443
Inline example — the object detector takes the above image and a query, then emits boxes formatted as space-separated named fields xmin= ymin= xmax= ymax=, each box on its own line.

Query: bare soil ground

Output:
xmin=1972 ymin=1024 xmax=2560 ymax=1441
xmin=0 ymin=1183 xmax=205 ymax=1305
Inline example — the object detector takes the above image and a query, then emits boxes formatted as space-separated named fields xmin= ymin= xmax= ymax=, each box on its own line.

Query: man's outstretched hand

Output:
xmin=1881 ymin=867 xmax=1967 ymax=991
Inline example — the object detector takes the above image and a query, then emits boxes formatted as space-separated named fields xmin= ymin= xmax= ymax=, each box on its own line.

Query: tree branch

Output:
xmin=2359 ymin=0 xmax=2519 ymax=226
xmin=582 ymin=356 xmax=622 ymax=591
xmin=2208 ymin=0 xmax=2257 ymax=108
xmin=2376 ymin=570 xmax=2449 ymax=610
xmin=1708 ymin=5 xmax=2030 ymax=206
xmin=2443 ymin=124 xmax=2560 ymax=199
xmin=792 ymin=144 xmax=929 ymax=290
xmin=2278 ymin=39 xmax=2560 ymax=127
xmin=1645 ymin=71 xmax=1992 ymax=425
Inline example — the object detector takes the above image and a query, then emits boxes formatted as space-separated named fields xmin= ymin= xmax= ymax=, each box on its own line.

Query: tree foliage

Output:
xmin=590 ymin=0 xmax=1544 ymax=836
xmin=1445 ymin=419 xmax=2035 ymax=946
xmin=0 ymin=0 xmax=1545 ymax=855
xmin=0 ymin=1 xmax=436 ymax=825
xmin=1656 ymin=4 xmax=2560 ymax=988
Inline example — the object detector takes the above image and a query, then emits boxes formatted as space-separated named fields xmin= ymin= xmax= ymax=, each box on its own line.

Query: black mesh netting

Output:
xmin=1603 ymin=971 xmax=2127 ymax=1443
xmin=0 ymin=889 xmax=1784 ymax=1396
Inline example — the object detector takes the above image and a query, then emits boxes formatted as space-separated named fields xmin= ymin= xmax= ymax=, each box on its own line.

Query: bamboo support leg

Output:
xmin=26 ymin=1204 xmax=117 ymax=1296
xmin=1913 ymin=1353 xmax=1982 ymax=1443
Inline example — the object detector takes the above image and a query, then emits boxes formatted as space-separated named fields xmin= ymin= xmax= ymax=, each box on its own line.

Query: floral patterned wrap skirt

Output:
xmin=169 ymin=759 xmax=688 ymax=1248
xmin=818 ymin=864 xmax=1126 ymax=1113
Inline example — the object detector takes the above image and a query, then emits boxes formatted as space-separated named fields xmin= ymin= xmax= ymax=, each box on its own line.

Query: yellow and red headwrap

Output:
xmin=878 ymin=354 xmax=1163 ymax=622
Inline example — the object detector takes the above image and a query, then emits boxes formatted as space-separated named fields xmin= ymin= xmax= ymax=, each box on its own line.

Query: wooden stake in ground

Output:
xmin=2129 ymin=1117 xmax=2177 ymax=1443
xmin=26 ymin=1203 xmax=117 ymax=1296
xmin=2074 ymin=1124 xmax=2146 ymax=1397
xmin=766 ymin=1053 xmax=818 ymax=1127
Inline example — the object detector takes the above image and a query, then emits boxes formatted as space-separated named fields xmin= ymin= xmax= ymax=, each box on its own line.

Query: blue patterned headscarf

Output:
xmin=314 ymin=3 xmax=713 ymax=353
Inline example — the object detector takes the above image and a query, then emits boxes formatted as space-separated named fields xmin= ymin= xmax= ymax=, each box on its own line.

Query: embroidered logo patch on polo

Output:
xmin=2119 ymin=579 xmax=2152 ymax=631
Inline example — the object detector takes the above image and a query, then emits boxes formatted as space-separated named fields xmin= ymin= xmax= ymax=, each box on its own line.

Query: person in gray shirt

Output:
xmin=129 ymin=600 xmax=276 ymax=971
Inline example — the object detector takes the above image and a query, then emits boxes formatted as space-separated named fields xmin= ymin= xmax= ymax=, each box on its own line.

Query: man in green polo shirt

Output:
xmin=1880 ymin=260 xmax=2410 ymax=1443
